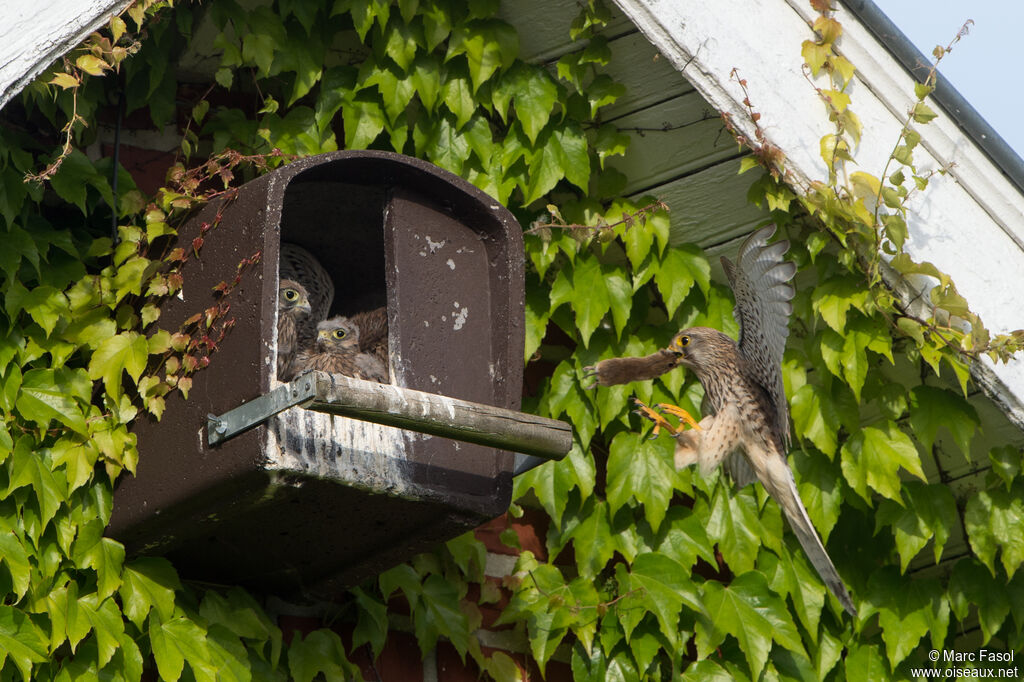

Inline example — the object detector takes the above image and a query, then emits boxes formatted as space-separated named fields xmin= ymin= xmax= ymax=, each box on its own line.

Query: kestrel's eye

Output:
xmin=679 ymin=335 xmax=690 ymax=347
xmin=332 ymin=329 xmax=347 ymax=340
xmin=284 ymin=288 xmax=299 ymax=301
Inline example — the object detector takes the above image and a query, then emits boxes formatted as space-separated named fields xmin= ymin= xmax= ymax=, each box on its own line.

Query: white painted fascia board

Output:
xmin=0 ymin=0 xmax=133 ymax=111
xmin=612 ymin=0 xmax=1024 ymax=428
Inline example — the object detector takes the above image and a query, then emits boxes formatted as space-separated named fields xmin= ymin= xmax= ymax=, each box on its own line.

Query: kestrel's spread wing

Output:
xmin=349 ymin=306 xmax=389 ymax=366
xmin=721 ymin=224 xmax=796 ymax=449
xmin=586 ymin=226 xmax=857 ymax=617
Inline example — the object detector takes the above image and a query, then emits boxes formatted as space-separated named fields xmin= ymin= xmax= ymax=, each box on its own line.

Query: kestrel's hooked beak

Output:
xmin=668 ymin=335 xmax=686 ymax=355
xmin=317 ymin=329 xmax=329 ymax=343
xmin=297 ymin=297 xmax=312 ymax=316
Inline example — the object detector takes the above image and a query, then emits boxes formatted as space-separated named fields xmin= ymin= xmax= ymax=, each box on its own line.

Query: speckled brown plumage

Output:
xmin=294 ymin=316 xmax=388 ymax=382
xmin=277 ymin=279 xmax=311 ymax=381
xmin=586 ymin=225 xmax=856 ymax=617
xmin=349 ymin=306 xmax=388 ymax=365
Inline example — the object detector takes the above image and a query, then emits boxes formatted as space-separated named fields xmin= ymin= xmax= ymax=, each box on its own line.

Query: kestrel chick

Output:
xmin=588 ymin=225 xmax=856 ymax=617
xmin=295 ymin=316 xmax=388 ymax=382
xmin=277 ymin=279 xmax=311 ymax=381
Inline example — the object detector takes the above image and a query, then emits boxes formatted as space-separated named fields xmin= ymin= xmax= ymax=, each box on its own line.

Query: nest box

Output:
xmin=109 ymin=151 xmax=570 ymax=597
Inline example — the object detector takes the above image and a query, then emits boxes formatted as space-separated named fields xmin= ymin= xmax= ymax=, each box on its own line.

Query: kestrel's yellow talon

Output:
xmin=655 ymin=403 xmax=703 ymax=431
xmin=631 ymin=398 xmax=679 ymax=437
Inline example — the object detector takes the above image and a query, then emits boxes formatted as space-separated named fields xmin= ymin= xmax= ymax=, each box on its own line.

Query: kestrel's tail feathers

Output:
xmin=761 ymin=451 xmax=858 ymax=618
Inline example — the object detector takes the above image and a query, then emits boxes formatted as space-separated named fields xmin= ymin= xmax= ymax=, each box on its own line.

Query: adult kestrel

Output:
xmin=277 ymin=279 xmax=312 ymax=381
xmin=586 ymin=225 xmax=857 ymax=617
xmin=294 ymin=316 xmax=388 ymax=382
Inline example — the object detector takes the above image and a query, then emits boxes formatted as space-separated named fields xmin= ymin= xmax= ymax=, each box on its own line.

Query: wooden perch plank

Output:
xmin=308 ymin=372 xmax=572 ymax=461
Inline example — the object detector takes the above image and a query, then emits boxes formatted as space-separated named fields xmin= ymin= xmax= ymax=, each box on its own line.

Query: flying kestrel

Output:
xmin=294 ymin=316 xmax=388 ymax=382
xmin=586 ymin=225 xmax=857 ymax=617
xmin=277 ymin=279 xmax=312 ymax=381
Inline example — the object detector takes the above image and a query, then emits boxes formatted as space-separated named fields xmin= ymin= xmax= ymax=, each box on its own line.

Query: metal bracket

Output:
xmin=207 ymin=374 xmax=318 ymax=446
xmin=206 ymin=371 xmax=571 ymax=474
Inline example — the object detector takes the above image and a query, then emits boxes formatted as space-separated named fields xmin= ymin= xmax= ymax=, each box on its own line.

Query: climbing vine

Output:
xmin=0 ymin=0 xmax=1022 ymax=679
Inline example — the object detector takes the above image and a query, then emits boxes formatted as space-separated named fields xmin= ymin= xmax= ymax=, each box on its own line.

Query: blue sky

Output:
xmin=871 ymin=0 xmax=1024 ymax=161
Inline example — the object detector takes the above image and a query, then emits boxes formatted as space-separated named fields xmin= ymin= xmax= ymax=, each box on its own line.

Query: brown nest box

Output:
xmin=109 ymin=151 xmax=570 ymax=597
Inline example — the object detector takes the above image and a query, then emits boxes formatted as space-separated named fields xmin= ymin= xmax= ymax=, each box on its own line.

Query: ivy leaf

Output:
xmin=606 ymin=432 xmax=676 ymax=533
xmin=17 ymin=368 xmax=88 ymax=435
xmin=0 ymin=525 xmax=32 ymax=600
xmin=989 ymin=445 xmax=1021 ymax=491
xmin=7 ymin=434 xmax=66 ymax=531
xmin=426 ymin=114 xmax=471 ymax=174
xmin=88 ymin=332 xmax=149 ymax=401
xmin=414 ymin=574 xmax=471 ymax=656
xmin=948 ymin=558 xmax=1010 ymax=643
xmin=811 ymin=276 xmax=867 ymax=334
xmin=383 ymin=18 xmax=418 ymax=71
xmin=876 ymin=482 xmax=957 ymax=571
xmin=696 ymin=571 xmax=806 ymax=680
xmin=342 ymin=94 xmax=386 ymax=149
xmin=410 ymin=54 xmax=442 ymax=111
xmin=350 ymin=587 xmax=388 ymax=659
xmin=72 ymin=520 xmax=125 ymax=599
xmin=868 ymin=568 xmax=948 ymax=668
xmin=119 ymin=557 xmax=181 ymax=628
xmin=791 ymin=448 xmax=842 ymax=543
xmin=150 ymin=614 xmax=212 ymax=682
xmin=549 ymin=256 xmax=609 ymax=348
xmin=446 ymin=18 xmax=517 ymax=92
xmin=494 ymin=63 xmax=558 ymax=144
xmin=705 ymin=485 xmax=763 ymax=575
xmin=77 ymin=593 xmax=126 ymax=668
xmin=964 ymin=482 xmax=1024 ymax=579
xmin=654 ymin=245 xmax=711 ymax=318
xmin=512 ymin=443 xmax=594 ymax=527
xmin=567 ymin=498 xmax=616 ymax=578
xmin=790 ymin=382 xmax=838 ymax=457
xmin=843 ymin=642 xmax=891 ymax=682
xmin=840 ymin=421 xmax=925 ymax=504
xmin=625 ymin=553 xmax=703 ymax=646
xmin=908 ymin=385 xmax=979 ymax=457
xmin=23 ymin=285 xmax=69 ymax=337
xmin=0 ymin=605 xmax=49 ymax=680
xmin=441 ymin=63 xmax=475 ymax=128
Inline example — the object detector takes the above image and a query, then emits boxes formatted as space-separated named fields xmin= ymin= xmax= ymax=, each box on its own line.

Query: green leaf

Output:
xmin=696 ymin=571 xmax=806 ymax=680
xmin=426 ymin=114 xmax=471 ymax=174
xmin=150 ymin=614 xmax=212 ymax=682
xmin=964 ymin=482 xmax=1024 ymax=579
xmin=119 ymin=557 xmax=180 ymax=628
xmin=494 ymin=63 xmax=558 ymax=143
xmin=447 ymin=19 xmax=518 ymax=92
xmin=349 ymin=586 xmax=388 ymax=659
xmin=791 ymin=448 xmax=842 ymax=543
xmin=77 ymin=593 xmax=126 ymax=668
xmin=868 ymin=568 xmax=948 ymax=668
xmin=72 ymin=520 xmax=125 ymax=599
xmin=623 ymin=553 xmax=703 ymax=648
xmin=549 ymin=256 xmax=609 ymax=348
xmin=513 ymin=443 xmax=594 ymax=526
xmin=414 ymin=574 xmax=471 ymax=656
xmin=654 ymin=245 xmax=711 ymax=318
xmin=88 ymin=332 xmax=149 ymax=401
xmin=342 ymin=94 xmax=386 ymax=149
xmin=790 ymin=383 xmax=839 ymax=457
xmin=383 ymin=18 xmax=418 ymax=71
xmin=441 ymin=63 xmax=475 ymax=128
xmin=840 ymin=421 xmax=925 ymax=503
xmin=948 ymin=558 xmax=1010 ymax=643
xmin=811 ymin=276 xmax=867 ymax=334
xmin=909 ymin=385 xmax=979 ymax=457
xmin=7 ymin=434 xmax=66 ymax=531
xmin=0 ymin=605 xmax=49 ymax=680
xmin=876 ymin=481 xmax=957 ymax=570
xmin=843 ymin=642 xmax=891 ymax=682
xmin=705 ymin=485 xmax=763 ymax=575
xmin=606 ymin=432 xmax=676 ymax=532
xmin=16 ymin=369 xmax=88 ymax=435
xmin=23 ymin=286 xmax=69 ymax=337
xmin=566 ymin=498 xmax=616 ymax=578
xmin=0 ymin=526 xmax=32 ymax=600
